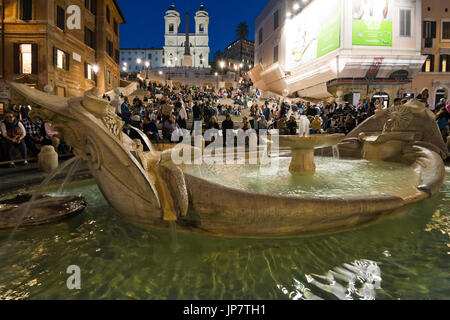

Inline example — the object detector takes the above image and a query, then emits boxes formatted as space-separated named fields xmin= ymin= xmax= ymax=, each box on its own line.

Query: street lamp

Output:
xmin=219 ymin=60 xmax=226 ymax=75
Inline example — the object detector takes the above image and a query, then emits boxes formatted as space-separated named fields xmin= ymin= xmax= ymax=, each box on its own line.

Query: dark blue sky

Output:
xmin=117 ymin=0 xmax=267 ymax=56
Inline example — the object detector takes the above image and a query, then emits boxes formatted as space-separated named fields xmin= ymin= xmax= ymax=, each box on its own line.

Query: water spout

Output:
xmin=298 ymin=116 xmax=310 ymax=137
xmin=332 ymin=145 xmax=340 ymax=160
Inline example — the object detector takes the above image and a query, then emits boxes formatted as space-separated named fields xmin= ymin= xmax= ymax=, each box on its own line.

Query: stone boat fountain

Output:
xmin=7 ymin=83 xmax=448 ymax=237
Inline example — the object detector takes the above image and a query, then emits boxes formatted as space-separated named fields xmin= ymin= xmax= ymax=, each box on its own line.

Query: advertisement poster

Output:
xmin=287 ymin=0 xmax=341 ymax=70
xmin=352 ymin=0 xmax=393 ymax=46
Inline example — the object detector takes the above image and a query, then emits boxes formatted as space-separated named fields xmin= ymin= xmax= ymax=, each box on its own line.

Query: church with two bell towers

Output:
xmin=163 ymin=4 xmax=210 ymax=68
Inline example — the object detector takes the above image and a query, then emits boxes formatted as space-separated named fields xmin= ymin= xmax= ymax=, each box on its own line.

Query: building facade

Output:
xmin=411 ymin=0 xmax=450 ymax=108
xmin=120 ymin=48 xmax=164 ymax=72
xmin=0 ymin=0 xmax=125 ymax=101
xmin=223 ymin=39 xmax=255 ymax=73
xmin=163 ymin=4 xmax=210 ymax=68
xmin=250 ymin=0 xmax=426 ymax=106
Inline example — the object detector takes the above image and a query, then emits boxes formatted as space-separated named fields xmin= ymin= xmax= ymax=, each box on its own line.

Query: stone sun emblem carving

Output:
xmin=384 ymin=105 xmax=414 ymax=132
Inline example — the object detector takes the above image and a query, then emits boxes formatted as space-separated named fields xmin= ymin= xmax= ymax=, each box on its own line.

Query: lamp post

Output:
xmin=145 ymin=61 xmax=150 ymax=79
xmin=219 ymin=60 xmax=225 ymax=75
xmin=136 ymin=58 xmax=142 ymax=76
xmin=215 ymin=72 xmax=219 ymax=90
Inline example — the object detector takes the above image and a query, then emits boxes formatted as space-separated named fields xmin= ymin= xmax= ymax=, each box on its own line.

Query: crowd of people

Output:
xmin=1 ymin=78 xmax=449 ymax=168
xmin=0 ymin=105 xmax=69 ymax=168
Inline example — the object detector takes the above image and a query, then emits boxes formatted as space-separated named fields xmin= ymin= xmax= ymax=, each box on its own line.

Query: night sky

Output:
xmin=117 ymin=0 xmax=268 ymax=58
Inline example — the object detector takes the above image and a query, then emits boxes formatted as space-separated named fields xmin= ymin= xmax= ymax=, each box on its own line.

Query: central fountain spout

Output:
xmin=278 ymin=134 xmax=345 ymax=174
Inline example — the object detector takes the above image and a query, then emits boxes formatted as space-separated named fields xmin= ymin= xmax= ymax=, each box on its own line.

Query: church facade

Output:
xmin=163 ymin=4 xmax=210 ymax=68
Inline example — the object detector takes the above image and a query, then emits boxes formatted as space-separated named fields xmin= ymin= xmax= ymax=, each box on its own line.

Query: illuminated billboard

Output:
xmin=287 ymin=0 xmax=341 ymax=70
xmin=352 ymin=0 xmax=393 ymax=46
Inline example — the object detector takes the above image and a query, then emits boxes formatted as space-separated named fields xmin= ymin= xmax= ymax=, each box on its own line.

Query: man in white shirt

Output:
xmin=1 ymin=111 xmax=28 ymax=167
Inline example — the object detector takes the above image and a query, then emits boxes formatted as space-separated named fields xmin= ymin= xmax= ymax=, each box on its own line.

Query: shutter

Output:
xmin=84 ymin=62 xmax=88 ymax=78
xmin=65 ymin=52 xmax=70 ymax=71
xmin=13 ymin=43 xmax=20 ymax=74
xmin=431 ymin=22 xmax=437 ymax=39
xmin=430 ymin=55 xmax=435 ymax=72
xmin=92 ymin=0 xmax=97 ymax=15
xmin=32 ymin=43 xmax=38 ymax=74
xmin=53 ymin=46 xmax=57 ymax=66
xmin=423 ymin=21 xmax=426 ymax=38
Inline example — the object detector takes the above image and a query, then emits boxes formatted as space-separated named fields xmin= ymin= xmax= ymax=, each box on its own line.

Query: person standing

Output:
xmin=178 ymin=102 xmax=188 ymax=129
xmin=121 ymin=97 xmax=132 ymax=125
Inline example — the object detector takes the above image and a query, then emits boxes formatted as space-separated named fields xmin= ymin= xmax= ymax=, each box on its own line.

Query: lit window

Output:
xmin=425 ymin=59 xmax=431 ymax=72
xmin=21 ymin=44 xmax=32 ymax=74
xmin=87 ymin=64 xmax=93 ymax=80
xmin=57 ymin=49 xmax=64 ymax=69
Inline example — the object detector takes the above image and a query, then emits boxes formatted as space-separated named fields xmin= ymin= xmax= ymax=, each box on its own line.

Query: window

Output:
xmin=14 ymin=43 xmax=37 ymax=75
xmin=53 ymin=47 xmax=70 ymax=70
xmin=56 ymin=50 xmax=64 ymax=69
xmin=199 ymin=24 xmax=204 ymax=33
xmin=274 ymin=10 xmax=279 ymax=30
xmin=57 ymin=6 xmax=65 ymax=31
xmin=85 ymin=27 xmax=96 ymax=49
xmin=424 ymin=21 xmax=436 ymax=48
xmin=85 ymin=63 xmax=93 ymax=80
xmin=148 ymin=53 xmax=152 ymax=59
xmin=423 ymin=55 xmax=434 ymax=72
xmin=20 ymin=44 xmax=32 ymax=74
xmin=107 ymin=70 xmax=111 ymax=84
xmin=443 ymin=22 xmax=450 ymax=40
xmin=258 ymin=28 xmax=263 ymax=45
xmin=399 ymin=9 xmax=411 ymax=37
xmin=273 ymin=45 xmax=279 ymax=63
xmin=169 ymin=24 xmax=174 ymax=32
xmin=440 ymin=55 xmax=449 ymax=72
xmin=20 ymin=0 xmax=33 ymax=21
xmin=85 ymin=0 xmax=97 ymax=15
xmin=114 ymin=20 xmax=118 ymax=35
xmin=106 ymin=6 xmax=110 ymax=23
xmin=115 ymin=50 xmax=120 ymax=64
xmin=106 ymin=39 xmax=114 ymax=57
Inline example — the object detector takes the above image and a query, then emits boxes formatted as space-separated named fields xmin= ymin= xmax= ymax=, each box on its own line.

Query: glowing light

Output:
xmin=136 ymin=58 xmax=142 ymax=64
xmin=93 ymin=65 xmax=99 ymax=73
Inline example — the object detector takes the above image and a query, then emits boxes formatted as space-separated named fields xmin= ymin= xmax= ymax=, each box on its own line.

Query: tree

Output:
xmin=236 ymin=22 xmax=249 ymax=40
xmin=211 ymin=50 xmax=225 ymax=73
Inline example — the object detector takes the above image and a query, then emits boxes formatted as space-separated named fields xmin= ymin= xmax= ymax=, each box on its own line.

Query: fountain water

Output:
xmin=332 ymin=145 xmax=340 ymax=160
xmin=298 ymin=115 xmax=310 ymax=137
xmin=0 ymin=156 xmax=81 ymax=257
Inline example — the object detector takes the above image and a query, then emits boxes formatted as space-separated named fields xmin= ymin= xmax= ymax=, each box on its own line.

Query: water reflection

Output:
xmin=278 ymin=260 xmax=382 ymax=300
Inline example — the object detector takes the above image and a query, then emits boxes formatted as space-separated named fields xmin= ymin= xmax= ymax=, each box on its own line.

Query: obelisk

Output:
xmin=184 ymin=11 xmax=192 ymax=67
